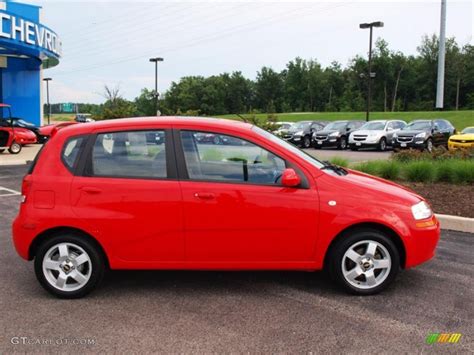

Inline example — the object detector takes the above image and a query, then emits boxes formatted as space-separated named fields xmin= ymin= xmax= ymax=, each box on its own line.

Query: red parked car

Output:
xmin=1 ymin=103 xmax=34 ymax=154
xmin=12 ymin=117 xmax=440 ymax=298
xmin=38 ymin=121 xmax=77 ymax=142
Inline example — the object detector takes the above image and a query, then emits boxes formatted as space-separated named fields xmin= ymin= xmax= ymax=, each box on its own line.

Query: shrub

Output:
xmin=435 ymin=161 xmax=456 ymax=183
xmin=329 ymin=157 xmax=349 ymax=167
xmin=453 ymin=161 xmax=474 ymax=184
xmin=392 ymin=149 xmax=424 ymax=162
xmin=353 ymin=161 xmax=381 ymax=176
xmin=378 ymin=161 xmax=401 ymax=180
xmin=405 ymin=161 xmax=435 ymax=182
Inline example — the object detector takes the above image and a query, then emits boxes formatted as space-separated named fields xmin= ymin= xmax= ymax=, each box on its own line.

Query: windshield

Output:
xmin=291 ymin=122 xmax=311 ymax=131
xmin=462 ymin=127 xmax=474 ymax=134
xmin=324 ymin=122 xmax=347 ymax=130
xmin=403 ymin=121 xmax=431 ymax=130
xmin=253 ymin=126 xmax=325 ymax=169
xmin=360 ymin=122 xmax=385 ymax=130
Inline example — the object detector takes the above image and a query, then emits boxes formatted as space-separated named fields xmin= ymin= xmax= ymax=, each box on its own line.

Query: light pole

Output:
xmin=43 ymin=77 xmax=52 ymax=125
xmin=436 ymin=0 xmax=447 ymax=109
xmin=359 ymin=21 xmax=384 ymax=122
xmin=149 ymin=57 xmax=164 ymax=116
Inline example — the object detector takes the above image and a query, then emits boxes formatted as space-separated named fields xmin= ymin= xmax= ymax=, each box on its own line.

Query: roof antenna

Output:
xmin=236 ymin=113 xmax=248 ymax=123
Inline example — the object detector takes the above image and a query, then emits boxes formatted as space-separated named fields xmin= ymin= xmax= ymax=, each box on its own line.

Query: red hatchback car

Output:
xmin=13 ymin=117 xmax=440 ymax=298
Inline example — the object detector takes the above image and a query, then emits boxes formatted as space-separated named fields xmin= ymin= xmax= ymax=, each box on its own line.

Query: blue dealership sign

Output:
xmin=0 ymin=0 xmax=61 ymax=126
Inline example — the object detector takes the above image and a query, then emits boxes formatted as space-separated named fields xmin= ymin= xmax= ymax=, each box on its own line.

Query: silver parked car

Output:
xmin=348 ymin=120 xmax=406 ymax=151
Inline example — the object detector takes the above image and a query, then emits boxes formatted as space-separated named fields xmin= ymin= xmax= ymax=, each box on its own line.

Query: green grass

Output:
xmin=46 ymin=114 xmax=76 ymax=122
xmin=352 ymin=159 xmax=474 ymax=184
xmin=218 ymin=111 xmax=474 ymax=130
xmin=328 ymin=157 xmax=349 ymax=167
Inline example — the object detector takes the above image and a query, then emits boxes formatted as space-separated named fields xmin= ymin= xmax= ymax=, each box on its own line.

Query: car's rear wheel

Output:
xmin=328 ymin=228 xmax=399 ymax=295
xmin=8 ymin=141 xmax=21 ymax=154
xmin=34 ymin=234 xmax=105 ymax=299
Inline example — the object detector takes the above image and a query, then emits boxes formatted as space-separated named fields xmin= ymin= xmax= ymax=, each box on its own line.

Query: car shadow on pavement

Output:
xmin=99 ymin=269 xmax=341 ymax=297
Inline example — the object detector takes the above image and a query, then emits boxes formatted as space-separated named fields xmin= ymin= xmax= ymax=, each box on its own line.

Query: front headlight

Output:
xmin=329 ymin=132 xmax=339 ymax=137
xmin=411 ymin=201 xmax=433 ymax=220
xmin=415 ymin=132 xmax=426 ymax=138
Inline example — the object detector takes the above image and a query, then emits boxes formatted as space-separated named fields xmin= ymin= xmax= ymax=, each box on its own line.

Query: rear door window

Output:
xmin=90 ymin=130 xmax=167 ymax=178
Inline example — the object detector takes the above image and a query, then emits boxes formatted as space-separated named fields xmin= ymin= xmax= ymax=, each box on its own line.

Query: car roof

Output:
xmin=53 ymin=116 xmax=254 ymax=137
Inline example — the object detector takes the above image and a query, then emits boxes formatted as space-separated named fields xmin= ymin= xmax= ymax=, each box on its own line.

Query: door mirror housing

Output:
xmin=281 ymin=168 xmax=301 ymax=187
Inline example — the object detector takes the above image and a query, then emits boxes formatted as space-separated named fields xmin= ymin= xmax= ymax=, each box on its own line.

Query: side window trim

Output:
xmin=77 ymin=128 xmax=177 ymax=180
xmin=173 ymin=128 xmax=309 ymax=189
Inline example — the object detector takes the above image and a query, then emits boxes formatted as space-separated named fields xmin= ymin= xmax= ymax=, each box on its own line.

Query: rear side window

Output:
xmin=62 ymin=137 xmax=85 ymax=172
xmin=90 ymin=130 xmax=167 ymax=179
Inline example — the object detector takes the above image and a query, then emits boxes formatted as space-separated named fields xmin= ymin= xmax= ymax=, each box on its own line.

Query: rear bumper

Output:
xmin=12 ymin=215 xmax=32 ymax=260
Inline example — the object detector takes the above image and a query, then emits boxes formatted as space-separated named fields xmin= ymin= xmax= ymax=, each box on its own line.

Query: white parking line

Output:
xmin=0 ymin=186 xmax=21 ymax=197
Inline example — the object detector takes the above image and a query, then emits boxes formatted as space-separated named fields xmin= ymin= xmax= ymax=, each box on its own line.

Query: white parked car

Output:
xmin=349 ymin=120 xmax=406 ymax=151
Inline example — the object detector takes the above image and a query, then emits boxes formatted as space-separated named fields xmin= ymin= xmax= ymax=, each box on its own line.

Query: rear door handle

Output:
xmin=194 ymin=192 xmax=215 ymax=200
xmin=81 ymin=187 xmax=102 ymax=194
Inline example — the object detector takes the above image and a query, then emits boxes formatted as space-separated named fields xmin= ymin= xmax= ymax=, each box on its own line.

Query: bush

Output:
xmin=435 ymin=161 xmax=456 ymax=183
xmin=329 ymin=157 xmax=349 ymax=167
xmin=378 ymin=161 xmax=401 ymax=180
xmin=392 ymin=147 xmax=474 ymax=162
xmin=453 ymin=161 xmax=474 ymax=184
xmin=353 ymin=161 xmax=381 ymax=176
xmin=405 ymin=161 xmax=435 ymax=182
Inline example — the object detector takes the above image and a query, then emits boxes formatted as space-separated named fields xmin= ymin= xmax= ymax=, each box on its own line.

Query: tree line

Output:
xmin=49 ymin=34 xmax=474 ymax=119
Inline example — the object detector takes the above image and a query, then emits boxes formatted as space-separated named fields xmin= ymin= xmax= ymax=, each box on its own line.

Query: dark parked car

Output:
xmin=313 ymin=120 xmax=365 ymax=149
xmin=11 ymin=117 xmax=47 ymax=143
xmin=283 ymin=121 xmax=327 ymax=148
xmin=392 ymin=119 xmax=455 ymax=152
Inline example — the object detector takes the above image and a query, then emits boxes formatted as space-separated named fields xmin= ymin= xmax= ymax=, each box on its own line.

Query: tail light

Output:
xmin=21 ymin=174 xmax=32 ymax=203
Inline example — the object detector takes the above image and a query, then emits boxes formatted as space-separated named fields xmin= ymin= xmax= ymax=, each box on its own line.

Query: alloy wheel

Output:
xmin=42 ymin=242 xmax=92 ymax=292
xmin=341 ymin=240 xmax=391 ymax=290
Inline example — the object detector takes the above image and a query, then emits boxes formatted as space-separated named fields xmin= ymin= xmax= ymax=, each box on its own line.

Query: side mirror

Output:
xmin=281 ymin=168 xmax=301 ymax=187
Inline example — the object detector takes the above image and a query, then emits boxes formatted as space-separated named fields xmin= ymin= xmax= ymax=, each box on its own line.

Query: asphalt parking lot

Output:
xmin=0 ymin=165 xmax=472 ymax=353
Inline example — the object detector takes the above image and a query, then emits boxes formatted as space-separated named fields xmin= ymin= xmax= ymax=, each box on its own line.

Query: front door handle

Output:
xmin=194 ymin=192 xmax=215 ymax=200
xmin=81 ymin=187 xmax=102 ymax=194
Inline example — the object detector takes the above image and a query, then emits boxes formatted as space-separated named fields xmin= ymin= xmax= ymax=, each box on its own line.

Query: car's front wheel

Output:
xmin=8 ymin=141 xmax=22 ymax=154
xmin=34 ymin=234 xmax=105 ymax=298
xmin=328 ymin=228 xmax=400 ymax=295
xmin=302 ymin=136 xmax=311 ymax=148
xmin=338 ymin=136 xmax=347 ymax=150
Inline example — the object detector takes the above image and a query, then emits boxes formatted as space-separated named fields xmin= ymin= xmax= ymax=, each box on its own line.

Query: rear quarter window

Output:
xmin=62 ymin=136 xmax=85 ymax=172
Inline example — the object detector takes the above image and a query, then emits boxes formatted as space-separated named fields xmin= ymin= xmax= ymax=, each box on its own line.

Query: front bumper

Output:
xmin=448 ymin=141 xmax=474 ymax=150
xmin=404 ymin=216 xmax=440 ymax=268
xmin=392 ymin=138 xmax=426 ymax=150
xmin=284 ymin=135 xmax=304 ymax=146
xmin=312 ymin=137 xmax=341 ymax=147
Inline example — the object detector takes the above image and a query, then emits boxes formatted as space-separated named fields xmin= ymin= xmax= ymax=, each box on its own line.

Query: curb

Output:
xmin=436 ymin=214 xmax=474 ymax=234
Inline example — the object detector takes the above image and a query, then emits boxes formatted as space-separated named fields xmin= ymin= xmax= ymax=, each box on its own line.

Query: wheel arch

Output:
xmin=29 ymin=226 xmax=110 ymax=268
xmin=323 ymin=222 xmax=406 ymax=269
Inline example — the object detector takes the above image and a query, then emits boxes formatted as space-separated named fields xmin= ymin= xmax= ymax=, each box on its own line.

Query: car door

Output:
xmin=433 ymin=120 xmax=445 ymax=145
xmin=70 ymin=128 xmax=184 ymax=263
xmin=176 ymin=129 xmax=319 ymax=265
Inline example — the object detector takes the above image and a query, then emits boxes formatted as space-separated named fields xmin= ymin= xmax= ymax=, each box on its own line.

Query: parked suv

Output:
xmin=349 ymin=120 xmax=406 ymax=151
xmin=313 ymin=120 xmax=365 ymax=149
xmin=13 ymin=117 xmax=439 ymax=298
xmin=283 ymin=121 xmax=326 ymax=148
xmin=392 ymin=119 xmax=455 ymax=152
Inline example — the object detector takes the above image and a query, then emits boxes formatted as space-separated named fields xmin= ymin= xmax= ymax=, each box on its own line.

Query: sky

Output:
xmin=26 ymin=0 xmax=474 ymax=104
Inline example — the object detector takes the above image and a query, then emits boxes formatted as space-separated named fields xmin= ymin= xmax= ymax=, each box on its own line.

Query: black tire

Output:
xmin=338 ymin=136 xmax=347 ymax=150
xmin=212 ymin=136 xmax=222 ymax=145
xmin=425 ymin=138 xmax=433 ymax=153
xmin=34 ymin=234 xmax=105 ymax=299
xmin=327 ymin=228 xmax=400 ymax=295
xmin=378 ymin=137 xmax=387 ymax=151
xmin=8 ymin=141 xmax=22 ymax=154
xmin=302 ymin=136 xmax=311 ymax=149
xmin=350 ymin=145 xmax=358 ymax=151
xmin=0 ymin=149 xmax=5 ymax=154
